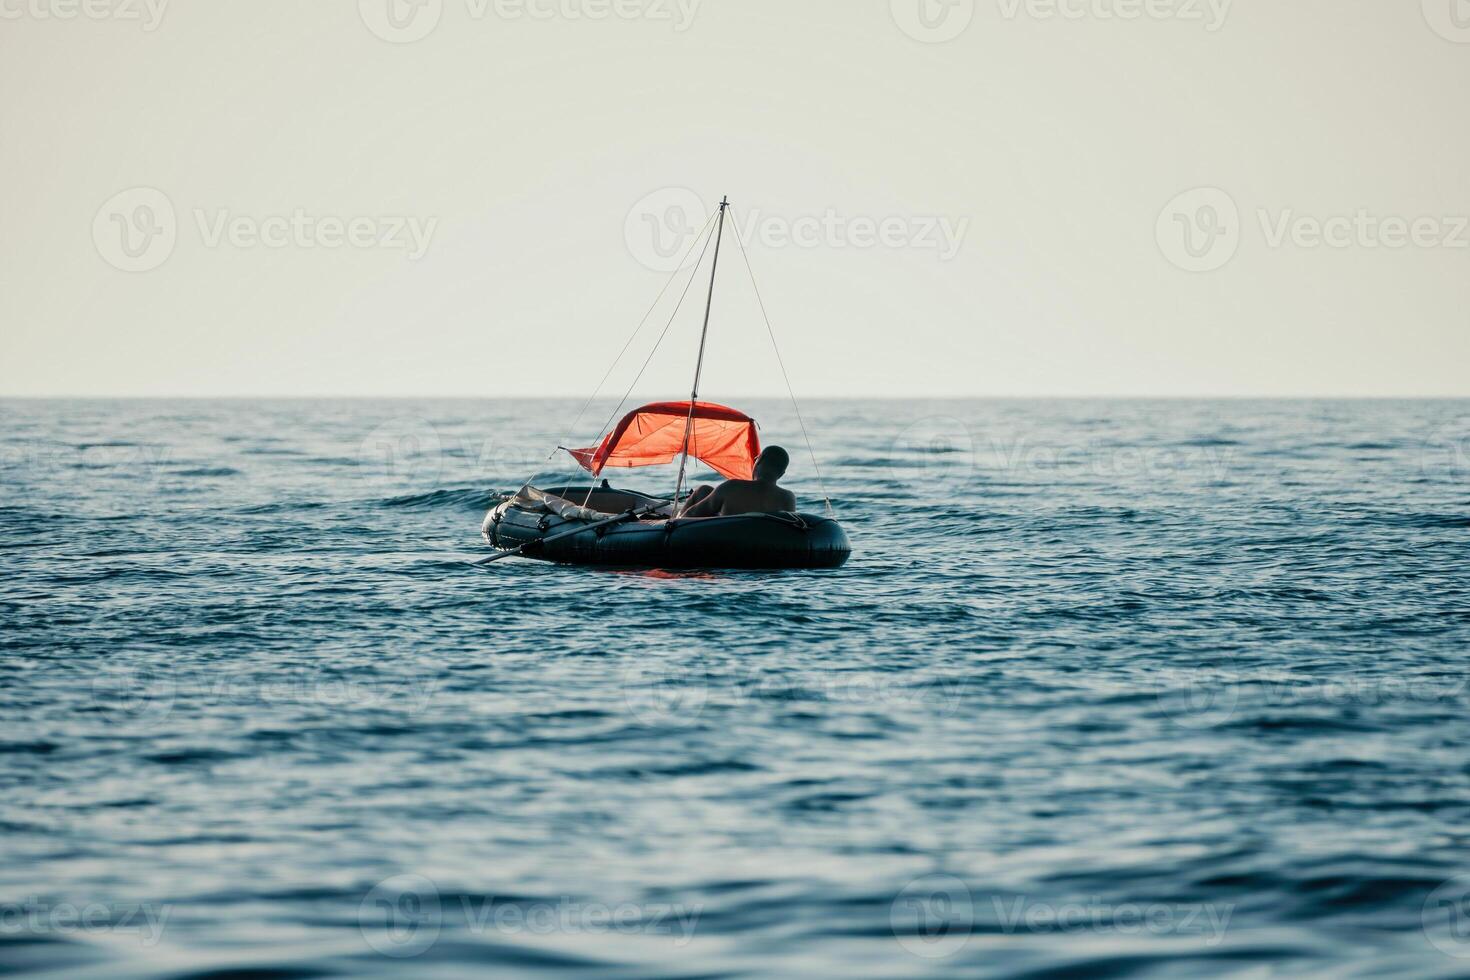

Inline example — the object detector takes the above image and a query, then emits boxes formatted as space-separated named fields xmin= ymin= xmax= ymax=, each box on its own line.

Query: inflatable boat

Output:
xmin=482 ymin=485 xmax=851 ymax=569
xmin=471 ymin=195 xmax=851 ymax=572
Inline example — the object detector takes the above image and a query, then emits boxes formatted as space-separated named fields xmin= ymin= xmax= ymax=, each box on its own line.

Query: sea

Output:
xmin=2 ymin=398 xmax=1469 ymax=979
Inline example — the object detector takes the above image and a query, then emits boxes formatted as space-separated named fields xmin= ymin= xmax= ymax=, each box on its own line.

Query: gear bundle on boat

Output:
xmin=474 ymin=196 xmax=851 ymax=570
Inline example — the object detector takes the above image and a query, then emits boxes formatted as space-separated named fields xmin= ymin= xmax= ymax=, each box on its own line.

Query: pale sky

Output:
xmin=2 ymin=0 xmax=1467 ymax=398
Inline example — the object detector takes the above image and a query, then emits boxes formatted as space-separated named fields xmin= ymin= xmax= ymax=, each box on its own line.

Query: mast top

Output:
xmin=673 ymin=193 xmax=730 ymax=509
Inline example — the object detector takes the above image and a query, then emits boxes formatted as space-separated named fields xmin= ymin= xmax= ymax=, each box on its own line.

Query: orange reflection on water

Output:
xmin=611 ymin=568 xmax=721 ymax=582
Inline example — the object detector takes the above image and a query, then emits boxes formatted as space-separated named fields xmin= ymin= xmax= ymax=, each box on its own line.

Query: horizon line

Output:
xmin=3 ymin=393 xmax=1469 ymax=401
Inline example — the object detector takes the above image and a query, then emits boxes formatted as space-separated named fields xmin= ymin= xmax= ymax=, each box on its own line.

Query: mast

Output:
xmin=674 ymin=195 xmax=728 ymax=510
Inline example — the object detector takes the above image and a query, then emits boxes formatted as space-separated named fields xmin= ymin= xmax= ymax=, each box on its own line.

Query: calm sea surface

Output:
xmin=2 ymin=398 xmax=1469 ymax=978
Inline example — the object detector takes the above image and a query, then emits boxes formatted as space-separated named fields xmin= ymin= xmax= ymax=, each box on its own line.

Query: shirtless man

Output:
xmin=680 ymin=446 xmax=797 ymax=517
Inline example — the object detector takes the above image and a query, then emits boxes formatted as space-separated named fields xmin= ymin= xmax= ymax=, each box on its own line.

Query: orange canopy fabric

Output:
xmin=569 ymin=401 xmax=760 ymax=481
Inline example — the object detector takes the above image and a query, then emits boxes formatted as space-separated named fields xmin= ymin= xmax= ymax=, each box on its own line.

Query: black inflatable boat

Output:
xmin=471 ymin=195 xmax=852 ymax=572
xmin=482 ymin=486 xmax=851 ymax=570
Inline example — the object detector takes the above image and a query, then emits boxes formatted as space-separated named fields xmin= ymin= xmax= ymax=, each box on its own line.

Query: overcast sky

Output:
xmin=2 ymin=0 xmax=1467 ymax=398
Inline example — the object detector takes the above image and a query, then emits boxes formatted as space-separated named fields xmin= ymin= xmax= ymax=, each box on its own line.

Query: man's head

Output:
xmin=753 ymin=445 xmax=789 ymax=482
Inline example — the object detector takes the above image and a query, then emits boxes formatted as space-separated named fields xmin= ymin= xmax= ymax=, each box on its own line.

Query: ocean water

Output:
xmin=2 ymin=398 xmax=1469 ymax=979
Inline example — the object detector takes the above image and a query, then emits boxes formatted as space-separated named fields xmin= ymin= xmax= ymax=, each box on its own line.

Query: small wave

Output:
xmin=147 ymin=747 xmax=243 ymax=765
xmin=0 ymin=740 xmax=58 ymax=755
xmin=1375 ymin=513 xmax=1470 ymax=529
xmin=830 ymin=456 xmax=896 ymax=468
xmin=1224 ymin=715 xmax=1385 ymax=734
xmin=381 ymin=487 xmax=499 ymax=510
xmin=172 ymin=466 xmax=242 ymax=477
xmin=238 ymin=499 xmax=329 ymax=515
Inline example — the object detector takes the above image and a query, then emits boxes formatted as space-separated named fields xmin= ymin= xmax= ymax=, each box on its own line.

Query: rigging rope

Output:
xmin=573 ymin=209 xmax=721 ymax=507
xmin=512 ymin=209 xmax=719 ymax=496
xmin=727 ymin=205 xmax=834 ymax=516
xmin=585 ymin=210 xmax=721 ymax=460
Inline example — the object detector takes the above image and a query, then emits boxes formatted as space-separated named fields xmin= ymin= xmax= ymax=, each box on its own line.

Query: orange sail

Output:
xmin=569 ymin=401 xmax=760 ymax=481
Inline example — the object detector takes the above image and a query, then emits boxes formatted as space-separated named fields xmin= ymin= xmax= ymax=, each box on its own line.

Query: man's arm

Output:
xmin=682 ymin=484 xmax=725 ymax=518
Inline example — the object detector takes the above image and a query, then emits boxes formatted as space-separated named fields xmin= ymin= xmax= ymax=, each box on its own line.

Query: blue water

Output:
xmin=3 ymin=398 xmax=1469 ymax=978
